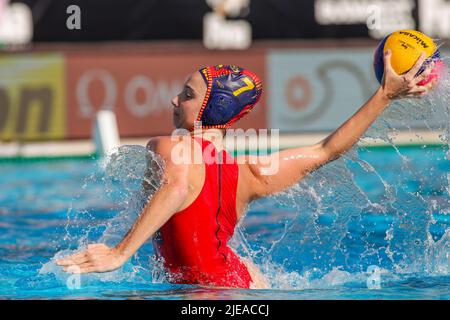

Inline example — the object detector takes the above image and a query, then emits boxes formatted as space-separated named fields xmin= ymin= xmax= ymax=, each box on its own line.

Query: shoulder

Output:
xmin=146 ymin=135 xmax=200 ymax=166
xmin=146 ymin=135 xmax=191 ymax=155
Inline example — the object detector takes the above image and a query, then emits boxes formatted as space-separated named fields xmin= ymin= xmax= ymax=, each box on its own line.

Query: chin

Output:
xmin=173 ymin=114 xmax=180 ymax=128
xmin=173 ymin=118 xmax=184 ymax=130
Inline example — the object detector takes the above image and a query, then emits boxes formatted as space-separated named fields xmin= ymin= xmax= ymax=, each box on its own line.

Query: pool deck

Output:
xmin=0 ymin=130 xmax=446 ymax=159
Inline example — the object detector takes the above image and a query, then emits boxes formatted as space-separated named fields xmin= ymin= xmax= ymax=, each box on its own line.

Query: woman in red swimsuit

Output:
xmin=58 ymin=54 xmax=436 ymax=289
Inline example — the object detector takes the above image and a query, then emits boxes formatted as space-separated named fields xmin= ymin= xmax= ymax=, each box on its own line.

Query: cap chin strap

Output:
xmin=189 ymin=121 xmax=232 ymax=132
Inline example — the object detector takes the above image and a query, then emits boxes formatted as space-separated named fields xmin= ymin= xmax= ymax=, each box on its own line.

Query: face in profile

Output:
xmin=171 ymin=71 xmax=207 ymax=129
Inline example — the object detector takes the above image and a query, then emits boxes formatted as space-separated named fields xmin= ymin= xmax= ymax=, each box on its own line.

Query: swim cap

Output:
xmin=195 ymin=65 xmax=262 ymax=129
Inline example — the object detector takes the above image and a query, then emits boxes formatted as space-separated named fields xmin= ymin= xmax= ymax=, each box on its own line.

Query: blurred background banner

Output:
xmin=65 ymin=49 xmax=267 ymax=139
xmin=1 ymin=46 xmax=448 ymax=140
xmin=268 ymin=49 xmax=379 ymax=132
xmin=0 ymin=48 xmax=267 ymax=141
xmin=269 ymin=47 xmax=448 ymax=132
xmin=0 ymin=0 xmax=449 ymax=141
xmin=0 ymin=53 xmax=65 ymax=141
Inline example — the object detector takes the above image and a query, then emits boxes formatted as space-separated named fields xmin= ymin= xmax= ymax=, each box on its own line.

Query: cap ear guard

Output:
xmin=201 ymin=90 xmax=240 ymax=125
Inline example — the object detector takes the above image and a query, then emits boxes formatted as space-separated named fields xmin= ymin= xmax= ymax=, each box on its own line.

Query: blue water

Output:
xmin=0 ymin=143 xmax=448 ymax=300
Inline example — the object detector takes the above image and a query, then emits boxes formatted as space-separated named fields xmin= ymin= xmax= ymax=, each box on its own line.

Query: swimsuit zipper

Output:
xmin=215 ymin=150 xmax=227 ymax=262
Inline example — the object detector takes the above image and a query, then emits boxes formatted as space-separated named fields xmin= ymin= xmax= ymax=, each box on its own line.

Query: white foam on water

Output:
xmin=39 ymin=145 xmax=167 ymax=287
xmin=233 ymin=61 xmax=450 ymax=289
xmin=39 ymin=62 xmax=449 ymax=290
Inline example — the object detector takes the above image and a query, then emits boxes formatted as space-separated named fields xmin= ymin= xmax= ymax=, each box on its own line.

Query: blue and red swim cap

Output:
xmin=196 ymin=65 xmax=262 ymax=129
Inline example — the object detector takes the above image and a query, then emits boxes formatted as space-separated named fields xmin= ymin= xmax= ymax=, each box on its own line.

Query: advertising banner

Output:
xmin=66 ymin=51 xmax=267 ymax=138
xmin=1 ymin=46 xmax=447 ymax=142
xmin=268 ymin=49 xmax=379 ymax=132
xmin=268 ymin=48 xmax=448 ymax=132
xmin=0 ymin=53 xmax=65 ymax=141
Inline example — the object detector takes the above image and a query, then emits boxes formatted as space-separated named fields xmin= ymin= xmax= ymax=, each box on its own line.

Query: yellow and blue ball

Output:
xmin=374 ymin=29 xmax=442 ymax=86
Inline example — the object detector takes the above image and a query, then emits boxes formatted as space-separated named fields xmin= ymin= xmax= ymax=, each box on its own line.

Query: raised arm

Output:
xmin=57 ymin=136 xmax=189 ymax=274
xmin=249 ymin=50 xmax=436 ymax=198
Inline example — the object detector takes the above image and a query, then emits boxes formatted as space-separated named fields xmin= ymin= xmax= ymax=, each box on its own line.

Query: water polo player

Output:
xmin=58 ymin=54 xmax=436 ymax=289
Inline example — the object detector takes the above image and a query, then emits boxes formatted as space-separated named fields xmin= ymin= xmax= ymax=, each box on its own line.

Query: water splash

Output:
xmin=236 ymin=62 xmax=449 ymax=289
xmin=40 ymin=145 xmax=166 ymax=286
xmin=39 ymin=66 xmax=449 ymax=292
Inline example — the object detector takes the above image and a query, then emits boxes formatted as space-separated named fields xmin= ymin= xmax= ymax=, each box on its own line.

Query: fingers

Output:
xmin=406 ymin=93 xmax=428 ymax=99
xmin=57 ymin=243 xmax=106 ymax=265
xmin=87 ymin=243 xmax=104 ymax=250
xmin=413 ymin=61 xmax=435 ymax=85
xmin=65 ymin=264 xmax=97 ymax=274
xmin=63 ymin=262 xmax=92 ymax=273
xmin=406 ymin=52 xmax=427 ymax=79
xmin=383 ymin=49 xmax=394 ymax=73
xmin=408 ymin=86 xmax=427 ymax=94
xmin=78 ymin=267 xmax=98 ymax=274
xmin=422 ymin=78 xmax=437 ymax=93
xmin=77 ymin=267 xmax=97 ymax=274
xmin=56 ymin=252 xmax=88 ymax=266
xmin=58 ymin=244 xmax=118 ymax=275
xmin=61 ymin=258 xmax=99 ymax=274
xmin=406 ymin=79 xmax=436 ymax=97
xmin=406 ymin=91 xmax=426 ymax=98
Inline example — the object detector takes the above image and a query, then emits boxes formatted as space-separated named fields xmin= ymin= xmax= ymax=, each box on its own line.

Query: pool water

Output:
xmin=0 ymin=143 xmax=448 ymax=300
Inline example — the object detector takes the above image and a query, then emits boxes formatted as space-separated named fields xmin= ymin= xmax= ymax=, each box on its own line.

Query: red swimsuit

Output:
xmin=154 ymin=137 xmax=253 ymax=288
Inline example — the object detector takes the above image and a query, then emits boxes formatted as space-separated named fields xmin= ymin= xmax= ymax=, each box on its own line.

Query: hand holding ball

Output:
xmin=374 ymin=30 xmax=444 ymax=99
xmin=374 ymin=30 xmax=443 ymax=87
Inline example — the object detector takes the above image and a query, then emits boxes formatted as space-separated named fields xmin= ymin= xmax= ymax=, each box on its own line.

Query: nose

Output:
xmin=171 ymin=95 xmax=179 ymax=108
